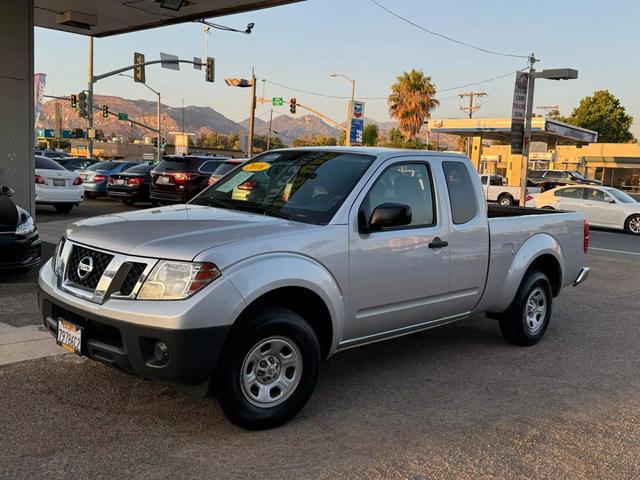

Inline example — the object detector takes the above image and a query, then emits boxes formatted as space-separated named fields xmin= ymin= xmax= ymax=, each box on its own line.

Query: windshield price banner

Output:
xmin=510 ymin=71 xmax=529 ymax=154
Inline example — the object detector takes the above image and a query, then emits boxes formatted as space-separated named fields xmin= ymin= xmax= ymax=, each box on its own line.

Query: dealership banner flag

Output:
xmin=510 ymin=71 xmax=528 ymax=154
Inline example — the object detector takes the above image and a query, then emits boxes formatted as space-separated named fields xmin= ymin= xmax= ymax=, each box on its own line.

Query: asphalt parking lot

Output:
xmin=1 ymin=199 xmax=640 ymax=479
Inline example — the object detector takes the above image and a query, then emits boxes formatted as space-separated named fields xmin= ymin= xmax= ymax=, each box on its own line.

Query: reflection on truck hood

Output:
xmin=65 ymin=204 xmax=315 ymax=261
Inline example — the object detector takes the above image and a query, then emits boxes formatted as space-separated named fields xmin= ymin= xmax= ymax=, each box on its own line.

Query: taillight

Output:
xmin=93 ymin=174 xmax=107 ymax=183
xmin=35 ymin=175 xmax=45 ymax=184
xmin=583 ymin=219 xmax=590 ymax=253
xmin=128 ymin=177 xmax=144 ymax=185
xmin=108 ymin=176 xmax=115 ymax=184
xmin=73 ymin=177 xmax=83 ymax=185
xmin=173 ymin=172 xmax=197 ymax=184
xmin=525 ymin=194 xmax=533 ymax=204
xmin=238 ymin=180 xmax=258 ymax=191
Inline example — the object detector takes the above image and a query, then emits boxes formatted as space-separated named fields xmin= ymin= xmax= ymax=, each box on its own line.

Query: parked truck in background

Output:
xmin=479 ymin=174 xmax=542 ymax=206
xmin=39 ymin=147 xmax=590 ymax=429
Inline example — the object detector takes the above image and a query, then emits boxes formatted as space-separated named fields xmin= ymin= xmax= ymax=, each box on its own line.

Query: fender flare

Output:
xmin=223 ymin=252 xmax=345 ymax=354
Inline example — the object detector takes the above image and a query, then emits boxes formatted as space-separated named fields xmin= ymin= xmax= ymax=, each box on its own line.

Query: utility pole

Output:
xmin=520 ymin=53 xmax=538 ymax=207
xmin=248 ymin=68 xmax=257 ymax=157
xmin=459 ymin=91 xmax=486 ymax=157
xmin=330 ymin=74 xmax=356 ymax=146
xmin=87 ymin=37 xmax=94 ymax=159
xmin=266 ymin=108 xmax=274 ymax=151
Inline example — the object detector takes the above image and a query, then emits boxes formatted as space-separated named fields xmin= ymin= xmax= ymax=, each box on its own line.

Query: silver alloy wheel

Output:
xmin=240 ymin=336 xmax=303 ymax=408
xmin=524 ymin=287 xmax=547 ymax=334
xmin=628 ymin=216 xmax=640 ymax=234
xmin=499 ymin=196 xmax=512 ymax=206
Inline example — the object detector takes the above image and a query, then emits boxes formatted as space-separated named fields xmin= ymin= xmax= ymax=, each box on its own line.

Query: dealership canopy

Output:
xmin=34 ymin=0 xmax=302 ymax=37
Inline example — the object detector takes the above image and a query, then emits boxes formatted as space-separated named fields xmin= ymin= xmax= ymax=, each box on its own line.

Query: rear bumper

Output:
xmin=39 ymin=288 xmax=230 ymax=384
xmin=35 ymin=186 xmax=83 ymax=204
xmin=107 ymin=185 xmax=148 ymax=200
xmin=573 ymin=266 xmax=590 ymax=286
xmin=83 ymin=182 xmax=107 ymax=194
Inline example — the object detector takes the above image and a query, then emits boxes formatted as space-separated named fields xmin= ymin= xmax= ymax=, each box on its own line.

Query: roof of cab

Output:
xmin=263 ymin=146 xmax=469 ymax=160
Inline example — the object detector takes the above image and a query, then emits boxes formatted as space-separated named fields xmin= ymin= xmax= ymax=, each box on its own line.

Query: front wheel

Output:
xmin=498 ymin=270 xmax=553 ymax=346
xmin=625 ymin=214 xmax=640 ymax=235
xmin=215 ymin=308 xmax=320 ymax=430
xmin=498 ymin=194 xmax=514 ymax=206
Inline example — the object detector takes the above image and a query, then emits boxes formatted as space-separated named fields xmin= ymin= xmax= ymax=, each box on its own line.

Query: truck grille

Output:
xmin=118 ymin=262 xmax=147 ymax=296
xmin=66 ymin=245 xmax=114 ymax=290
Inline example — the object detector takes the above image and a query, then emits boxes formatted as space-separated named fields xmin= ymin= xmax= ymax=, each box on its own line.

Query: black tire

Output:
xmin=498 ymin=270 xmax=553 ymax=346
xmin=625 ymin=214 xmax=640 ymax=235
xmin=497 ymin=194 xmax=514 ymax=206
xmin=54 ymin=203 xmax=73 ymax=214
xmin=85 ymin=192 xmax=96 ymax=200
xmin=151 ymin=200 xmax=161 ymax=207
xmin=120 ymin=198 xmax=135 ymax=206
xmin=541 ymin=206 xmax=555 ymax=210
xmin=216 ymin=308 xmax=321 ymax=430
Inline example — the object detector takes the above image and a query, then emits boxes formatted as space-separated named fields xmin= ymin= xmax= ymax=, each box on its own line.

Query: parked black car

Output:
xmin=528 ymin=169 xmax=602 ymax=191
xmin=0 ymin=186 xmax=41 ymax=271
xmin=150 ymin=155 xmax=229 ymax=204
xmin=55 ymin=157 xmax=99 ymax=172
xmin=107 ymin=163 xmax=155 ymax=205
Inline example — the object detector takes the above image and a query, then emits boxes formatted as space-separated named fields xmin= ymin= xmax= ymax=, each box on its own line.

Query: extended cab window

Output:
xmin=555 ymin=187 xmax=583 ymax=198
xmin=361 ymin=163 xmax=435 ymax=228
xmin=442 ymin=161 xmax=478 ymax=224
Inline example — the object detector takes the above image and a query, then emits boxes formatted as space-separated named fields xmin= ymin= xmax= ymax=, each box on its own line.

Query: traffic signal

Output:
xmin=102 ymin=105 xmax=109 ymax=118
xmin=206 ymin=57 xmax=215 ymax=83
xmin=290 ymin=97 xmax=297 ymax=114
xmin=78 ymin=91 xmax=88 ymax=118
xmin=134 ymin=52 xmax=146 ymax=83
xmin=70 ymin=94 xmax=77 ymax=109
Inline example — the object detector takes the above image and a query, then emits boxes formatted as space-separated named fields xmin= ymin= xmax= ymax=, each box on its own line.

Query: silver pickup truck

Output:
xmin=39 ymin=147 xmax=590 ymax=429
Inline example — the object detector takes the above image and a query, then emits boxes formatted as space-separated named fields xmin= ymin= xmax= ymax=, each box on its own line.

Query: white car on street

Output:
xmin=532 ymin=185 xmax=640 ymax=234
xmin=35 ymin=155 xmax=84 ymax=213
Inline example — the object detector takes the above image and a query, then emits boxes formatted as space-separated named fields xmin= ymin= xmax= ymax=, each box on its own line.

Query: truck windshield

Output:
xmin=190 ymin=150 xmax=374 ymax=225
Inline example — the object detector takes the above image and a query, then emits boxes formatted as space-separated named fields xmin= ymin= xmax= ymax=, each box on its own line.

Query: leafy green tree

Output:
xmin=565 ymin=90 xmax=634 ymax=143
xmin=382 ymin=127 xmax=427 ymax=149
xmin=362 ymin=124 xmax=379 ymax=146
xmin=388 ymin=69 xmax=439 ymax=140
xmin=292 ymin=135 xmax=337 ymax=147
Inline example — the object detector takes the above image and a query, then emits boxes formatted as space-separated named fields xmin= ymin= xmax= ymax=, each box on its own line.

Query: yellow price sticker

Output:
xmin=242 ymin=162 xmax=271 ymax=172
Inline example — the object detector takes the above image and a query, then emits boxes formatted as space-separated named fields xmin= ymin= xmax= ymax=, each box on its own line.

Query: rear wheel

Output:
xmin=120 ymin=198 xmax=135 ymax=206
xmin=498 ymin=270 xmax=552 ymax=346
xmin=54 ymin=204 xmax=73 ymax=214
xmin=85 ymin=192 xmax=96 ymax=200
xmin=498 ymin=194 xmax=514 ymax=206
xmin=216 ymin=308 xmax=320 ymax=430
xmin=625 ymin=214 xmax=640 ymax=235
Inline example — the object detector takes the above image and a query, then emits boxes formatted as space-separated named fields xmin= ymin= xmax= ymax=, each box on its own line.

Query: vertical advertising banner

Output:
xmin=510 ymin=71 xmax=528 ymax=154
xmin=349 ymin=101 xmax=365 ymax=145
xmin=34 ymin=73 xmax=47 ymax=128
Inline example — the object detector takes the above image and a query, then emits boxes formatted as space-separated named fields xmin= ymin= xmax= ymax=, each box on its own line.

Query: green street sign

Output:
xmin=272 ymin=97 xmax=284 ymax=106
xmin=117 ymin=112 xmax=128 ymax=121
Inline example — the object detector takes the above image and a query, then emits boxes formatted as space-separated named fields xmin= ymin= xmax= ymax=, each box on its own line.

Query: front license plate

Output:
xmin=56 ymin=319 xmax=82 ymax=355
xmin=53 ymin=179 xmax=65 ymax=187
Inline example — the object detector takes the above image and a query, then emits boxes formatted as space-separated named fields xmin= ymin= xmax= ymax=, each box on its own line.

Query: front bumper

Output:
xmin=0 ymin=231 xmax=41 ymax=270
xmin=39 ymin=288 xmax=230 ymax=384
xmin=573 ymin=266 xmax=590 ymax=286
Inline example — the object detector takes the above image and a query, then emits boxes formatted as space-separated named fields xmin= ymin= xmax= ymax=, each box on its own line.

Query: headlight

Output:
xmin=51 ymin=237 xmax=66 ymax=276
xmin=137 ymin=260 xmax=221 ymax=300
xmin=15 ymin=209 xmax=36 ymax=236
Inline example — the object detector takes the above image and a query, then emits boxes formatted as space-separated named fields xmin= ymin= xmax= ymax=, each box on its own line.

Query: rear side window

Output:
xmin=555 ymin=187 xmax=583 ymax=199
xmin=212 ymin=162 xmax=240 ymax=177
xmin=545 ymin=171 xmax=562 ymax=178
xmin=87 ymin=161 xmax=119 ymax=171
xmin=155 ymin=157 xmax=207 ymax=173
xmin=35 ymin=156 xmax=66 ymax=171
xmin=124 ymin=164 xmax=154 ymax=174
xmin=443 ymin=161 xmax=478 ymax=225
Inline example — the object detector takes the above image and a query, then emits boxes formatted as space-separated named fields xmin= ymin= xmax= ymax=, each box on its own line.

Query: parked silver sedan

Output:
xmin=532 ymin=185 xmax=640 ymax=234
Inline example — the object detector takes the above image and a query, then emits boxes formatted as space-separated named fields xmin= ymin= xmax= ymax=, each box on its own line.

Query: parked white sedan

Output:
xmin=532 ymin=185 xmax=640 ymax=234
xmin=35 ymin=155 xmax=84 ymax=213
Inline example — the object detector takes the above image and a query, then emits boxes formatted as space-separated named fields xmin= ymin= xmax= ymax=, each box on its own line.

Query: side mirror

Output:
xmin=0 ymin=185 xmax=15 ymax=197
xmin=361 ymin=203 xmax=412 ymax=233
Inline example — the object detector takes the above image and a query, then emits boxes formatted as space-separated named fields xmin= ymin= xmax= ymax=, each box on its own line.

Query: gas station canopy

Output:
xmin=34 ymin=0 xmax=302 ymax=37
xmin=430 ymin=117 xmax=598 ymax=144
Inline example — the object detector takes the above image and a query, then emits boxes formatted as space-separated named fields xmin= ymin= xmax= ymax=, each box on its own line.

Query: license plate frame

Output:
xmin=53 ymin=179 xmax=65 ymax=187
xmin=56 ymin=319 xmax=83 ymax=355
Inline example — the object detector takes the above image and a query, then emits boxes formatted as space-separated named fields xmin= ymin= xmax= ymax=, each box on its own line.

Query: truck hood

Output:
xmin=65 ymin=204 xmax=316 ymax=261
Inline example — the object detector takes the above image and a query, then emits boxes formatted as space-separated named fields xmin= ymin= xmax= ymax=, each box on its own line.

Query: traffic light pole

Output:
xmin=87 ymin=37 xmax=94 ymax=159
xmin=247 ymin=68 xmax=256 ymax=157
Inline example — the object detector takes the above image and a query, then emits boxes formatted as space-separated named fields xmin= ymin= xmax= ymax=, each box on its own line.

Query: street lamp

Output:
xmin=520 ymin=55 xmax=578 ymax=206
xmin=225 ymin=71 xmax=256 ymax=157
xmin=330 ymin=73 xmax=356 ymax=146
xmin=119 ymin=73 xmax=162 ymax=163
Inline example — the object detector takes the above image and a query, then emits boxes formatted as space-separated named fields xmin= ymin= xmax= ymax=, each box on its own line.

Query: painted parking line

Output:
xmin=589 ymin=247 xmax=640 ymax=257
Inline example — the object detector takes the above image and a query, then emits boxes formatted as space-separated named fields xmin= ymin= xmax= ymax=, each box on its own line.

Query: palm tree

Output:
xmin=388 ymin=69 xmax=439 ymax=140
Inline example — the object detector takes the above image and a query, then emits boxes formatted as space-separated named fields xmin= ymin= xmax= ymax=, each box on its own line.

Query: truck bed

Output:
xmin=487 ymin=204 xmax=563 ymax=218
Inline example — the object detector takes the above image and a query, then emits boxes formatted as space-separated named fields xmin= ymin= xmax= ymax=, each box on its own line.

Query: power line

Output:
xmin=368 ymin=0 xmax=529 ymax=60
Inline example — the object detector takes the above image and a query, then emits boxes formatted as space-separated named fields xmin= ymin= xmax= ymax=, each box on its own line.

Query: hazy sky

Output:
xmin=35 ymin=0 xmax=640 ymax=135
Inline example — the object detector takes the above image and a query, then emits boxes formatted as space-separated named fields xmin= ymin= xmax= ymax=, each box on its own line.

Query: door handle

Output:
xmin=428 ymin=237 xmax=448 ymax=249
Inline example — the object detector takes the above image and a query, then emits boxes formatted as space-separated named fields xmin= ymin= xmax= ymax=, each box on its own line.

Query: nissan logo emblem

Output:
xmin=77 ymin=256 xmax=94 ymax=280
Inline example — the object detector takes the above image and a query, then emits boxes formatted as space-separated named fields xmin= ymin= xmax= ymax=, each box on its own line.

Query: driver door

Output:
xmin=345 ymin=160 xmax=451 ymax=344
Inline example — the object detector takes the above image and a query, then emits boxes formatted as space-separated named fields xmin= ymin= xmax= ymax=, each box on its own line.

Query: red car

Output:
xmin=150 ymin=155 xmax=229 ymax=204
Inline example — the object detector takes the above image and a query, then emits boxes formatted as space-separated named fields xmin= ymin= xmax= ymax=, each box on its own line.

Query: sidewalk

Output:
xmin=0 ymin=322 xmax=64 ymax=366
